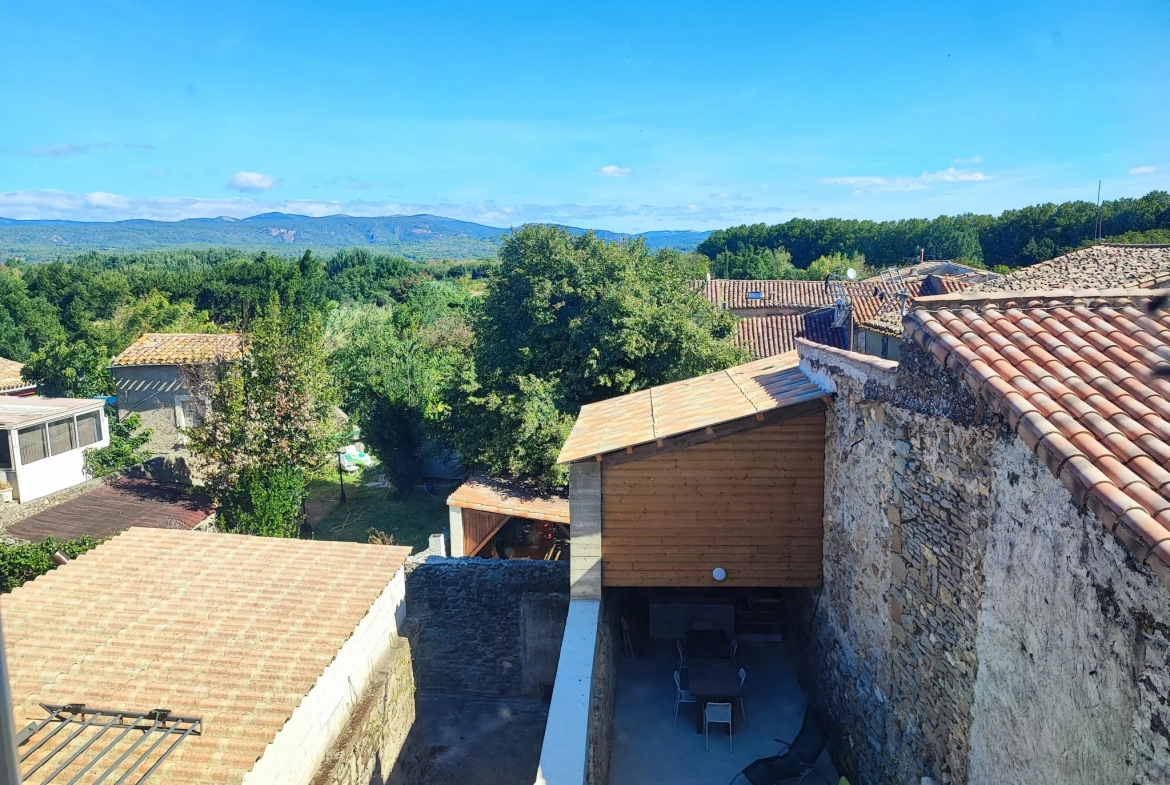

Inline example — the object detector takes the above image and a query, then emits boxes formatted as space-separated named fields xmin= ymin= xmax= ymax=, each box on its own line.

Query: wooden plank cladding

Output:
xmin=600 ymin=413 xmax=825 ymax=587
xmin=462 ymin=508 xmax=509 ymax=557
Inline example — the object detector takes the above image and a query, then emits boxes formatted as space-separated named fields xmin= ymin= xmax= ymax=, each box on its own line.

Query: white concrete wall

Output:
xmin=449 ymin=505 xmax=465 ymax=557
xmin=534 ymin=599 xmax=600 ymax=785
xmin=241 ymin=565 xmax=408 ymax=785
xmin=12 ymin=412 xmax=109 ymax=503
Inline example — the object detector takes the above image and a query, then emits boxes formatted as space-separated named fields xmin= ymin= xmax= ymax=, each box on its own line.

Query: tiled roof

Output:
xmin=973 ymin=244 xmax=1170 ymax=293
xmin=852 ymin=275 xmax=972 ymax=336
xmin=0 ymin=356 xmax=31 ymax=393
xmin=2 ymin=527 xmax=412 ymax=785
xmin=558 ymin=353 xmax=827 ymax=462
xmin=905 ymin=288 xmax=1170 ymax=589
xmin=701 ymin=279 xmax=871 ymax=311
xmin=448 ymin=476 xmax=570 ymax=523
xmin=735 ymin=311 xmax=847 ymax=358
xmin=111 ymin=333 xmax=243 ymax=367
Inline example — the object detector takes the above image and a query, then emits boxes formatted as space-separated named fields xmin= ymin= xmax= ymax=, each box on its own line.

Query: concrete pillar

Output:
xmin=569 ymin=462 xmax=601 ymax=600
xmin=448 ymin=505 xmax=465 ymax=557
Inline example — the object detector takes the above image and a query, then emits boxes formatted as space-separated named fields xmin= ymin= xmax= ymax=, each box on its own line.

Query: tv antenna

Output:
xmin=1095 ymin=180 xmax=1103 ymax=240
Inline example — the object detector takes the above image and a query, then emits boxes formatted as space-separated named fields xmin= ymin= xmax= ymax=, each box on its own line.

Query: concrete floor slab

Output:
xmin=412 ymin=692 xmax=549 ymax=785
xmin=610 ymin=641 xmax=840 ymax=785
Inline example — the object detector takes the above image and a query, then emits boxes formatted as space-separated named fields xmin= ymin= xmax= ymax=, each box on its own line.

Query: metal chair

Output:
xmin=673 ymin=668 xmax=696 ymax=725
xmin=737 ymin=667 xmax=747 ymax=723
xmin=676 ymin=639 xmax=686 ymax=670
xmin=731 ymin=636 xmax=739 ymax=659
xmin=704 ymin=701 xmax=734 ymax=752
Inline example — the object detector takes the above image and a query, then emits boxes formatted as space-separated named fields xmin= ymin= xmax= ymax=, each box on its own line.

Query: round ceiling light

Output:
xmin=712 ymin=567 xmax=727 ymax=581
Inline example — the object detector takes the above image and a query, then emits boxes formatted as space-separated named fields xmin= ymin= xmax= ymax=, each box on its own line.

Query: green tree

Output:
xmin=20 ymin=338 xmax=115 ymax=397
xmin=447 ymin=226 xmax=747 ymax=487
xmin=83 ymin=410 xmax=153 ymax=477
xmin=331 ymin=283 xmax=472 ymax=494
xmin=186 ymin=299 xmax=337 ymax=536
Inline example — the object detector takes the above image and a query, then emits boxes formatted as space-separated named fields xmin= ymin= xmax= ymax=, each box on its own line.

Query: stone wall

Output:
xmin=312 ymin=638 xmax=426 ymax=785
xmin=585 ymin=595 xmax=617 ymax=785
xmin=404 ymin=558 xmax=569 ymax=698
xmin=797 ymin=341 xmax=1170 ymax=784
xmin=970 ymin=435 xmax=1170 ymax=784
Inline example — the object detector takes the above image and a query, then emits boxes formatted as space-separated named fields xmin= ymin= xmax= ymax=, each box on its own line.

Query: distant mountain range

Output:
xmin=0 ymin=213 xmax=713 ymax=262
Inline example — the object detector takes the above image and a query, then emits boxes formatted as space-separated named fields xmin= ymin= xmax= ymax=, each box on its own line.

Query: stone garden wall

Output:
xmin=403 ymin=558 xmax=569 ymax=698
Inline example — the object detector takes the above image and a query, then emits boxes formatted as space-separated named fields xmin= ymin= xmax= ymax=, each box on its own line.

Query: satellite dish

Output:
xmin=846 ymin=267 xmax=857 ymax=280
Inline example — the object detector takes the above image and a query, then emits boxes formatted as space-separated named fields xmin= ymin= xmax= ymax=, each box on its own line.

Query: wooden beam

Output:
xmin=582 ymin=399 xmax=827 ymax=469
xmin=468 ymin=516 xmax=512 ymax=557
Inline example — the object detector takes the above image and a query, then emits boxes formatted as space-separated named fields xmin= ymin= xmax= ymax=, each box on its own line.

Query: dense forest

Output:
xmin=698 ymin=190 xmax=1170 ymax=275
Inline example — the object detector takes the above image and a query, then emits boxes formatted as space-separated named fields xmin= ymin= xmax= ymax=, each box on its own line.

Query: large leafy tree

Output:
xmin=20 ymin=338 xmax=115 ymax=398
xmin=446 ymin=225 xmax=748 ymax=487
xmin=331 ymin=282 xmax=472 ymax=494
xmin=186 ymin=299 xmax=337 ymax=537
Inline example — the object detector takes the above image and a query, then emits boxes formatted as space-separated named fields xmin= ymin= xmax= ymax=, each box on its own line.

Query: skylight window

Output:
xmin=747 ymin=292 xmax=764 ymax=300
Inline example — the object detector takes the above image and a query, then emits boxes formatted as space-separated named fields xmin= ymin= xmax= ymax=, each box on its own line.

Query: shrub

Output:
xmin=216 ymin=466 xmax=307 ymax=538
xmin=0 ymin=535 xmax=102 ymax=593
xmin=83 ymin=409 xmax=152 ymax=478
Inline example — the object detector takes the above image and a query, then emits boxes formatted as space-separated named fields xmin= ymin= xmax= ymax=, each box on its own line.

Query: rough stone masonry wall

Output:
xmin=403 ymin=559 xmax=569 ymax=698
xmin=971 ymin=434 xmax=1170 ymax=784
xmin=801 ymin=341 xmax=1170 ymax=784
xmin=806 ymin=345 xmax=994 ymax=784
xmin=312 ymin=638 xmax=426 ymax=785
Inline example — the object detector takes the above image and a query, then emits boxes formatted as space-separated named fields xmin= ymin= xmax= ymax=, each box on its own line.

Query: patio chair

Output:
xmin=731 ymin=636 xmax=739 ymax=659
xmin=738 ymin=706 xmax=828 ymax=785
xmin=737 ymin=667 xmax=747 ymax=723
xmin=676 ymin=639 xmax=686 ymax=670
xmin=704 ymin=701 xmax=733 ymax=752
xmin=673 ymin=668 xmax=696 ymax=725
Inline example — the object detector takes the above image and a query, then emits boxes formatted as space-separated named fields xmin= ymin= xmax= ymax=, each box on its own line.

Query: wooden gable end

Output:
xmin=599 ymin=413 xmax=825 ymax=588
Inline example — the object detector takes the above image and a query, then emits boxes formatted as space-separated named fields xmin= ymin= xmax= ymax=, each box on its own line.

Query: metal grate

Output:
xmin=16 ymin=703 xmax=202 ymax=784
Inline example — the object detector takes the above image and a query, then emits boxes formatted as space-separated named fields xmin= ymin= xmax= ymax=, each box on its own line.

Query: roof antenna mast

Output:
xmin=1096 ymin=180 xmax=1103 ymax=240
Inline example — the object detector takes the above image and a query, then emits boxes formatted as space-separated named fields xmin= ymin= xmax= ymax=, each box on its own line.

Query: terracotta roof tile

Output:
xmin=447 ymin=476 xmax=570 ymax=523
xmin=111 ymin=333 xmax=243 ymax=367
xmin=2 ymin=528 xmax=411 ymax=785
xmin=973 ymin=245 xmax=1170 ymax=293
xmin=905 ymin=287 xmax=1170 ymax=589
xmin=0 ymin=357 xmax=32 ymax=393
xmin=558 ymin=352 xmax=827 ymax=463
xmin=733 ymin=310 xmax=847 ymax=358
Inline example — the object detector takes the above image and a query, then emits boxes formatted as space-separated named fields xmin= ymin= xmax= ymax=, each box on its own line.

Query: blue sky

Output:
xmin=1 ymin=0 xmax=1167 ymax=232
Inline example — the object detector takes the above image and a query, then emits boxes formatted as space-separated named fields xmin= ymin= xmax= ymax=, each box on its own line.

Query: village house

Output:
xmin=534 ymin=280 xmax=1170 ymax=784
xmin=110 ymin=333 xmax=243 ymax=483
xmin=0 ymin=396 xmax=109 ymax=504
xmin=3 ymin=527 xmax=415 ymax=785
xmin=0 ymin=358 xmax=35 ymax=397
xmin=703 ymin=261 xmax=986 ymax=361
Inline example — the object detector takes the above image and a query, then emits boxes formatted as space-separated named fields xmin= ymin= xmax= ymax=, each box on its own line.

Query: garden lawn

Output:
xmin=305 ymin=466 xmax=454 ymax=554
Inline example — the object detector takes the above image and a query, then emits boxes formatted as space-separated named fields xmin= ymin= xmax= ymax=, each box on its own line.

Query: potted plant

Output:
xmin=0 ymin=481 xmax=11 ymax=504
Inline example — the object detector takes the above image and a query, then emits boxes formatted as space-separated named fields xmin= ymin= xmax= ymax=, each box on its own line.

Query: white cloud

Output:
xmin=953 ymin=155 xmax=982 ymax=164
xmin=823 ymin=167 xmax=990 ymax=194
xmin=226 ymin=171 xmax=278 ymax=191
xmin=1130 ymin=165 xmax=1156 ymax=175
xmin=28 ymin=142 xmax=152 ymax=157
xmin=599 ymin=165 xmax=631 ymax=177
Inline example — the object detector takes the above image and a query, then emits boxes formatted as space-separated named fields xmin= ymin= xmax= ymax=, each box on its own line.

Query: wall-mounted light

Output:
xmin=712 ymin=567 xmax=727 ymax=581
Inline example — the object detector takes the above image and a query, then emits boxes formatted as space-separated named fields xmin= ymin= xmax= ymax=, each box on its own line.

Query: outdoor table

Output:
xmin=687 ymin=657 xmax=741 ymax=733
xmin=684 ymin=629 xmax=732 ymax=659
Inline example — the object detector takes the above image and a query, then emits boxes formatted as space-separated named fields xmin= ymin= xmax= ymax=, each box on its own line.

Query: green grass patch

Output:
xmin=305 ymin=465 xmax=455 ymax=553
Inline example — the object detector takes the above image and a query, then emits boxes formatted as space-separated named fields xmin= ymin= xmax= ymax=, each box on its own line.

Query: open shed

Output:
xmin=447 ymin=475 xmax=570 ymax=559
